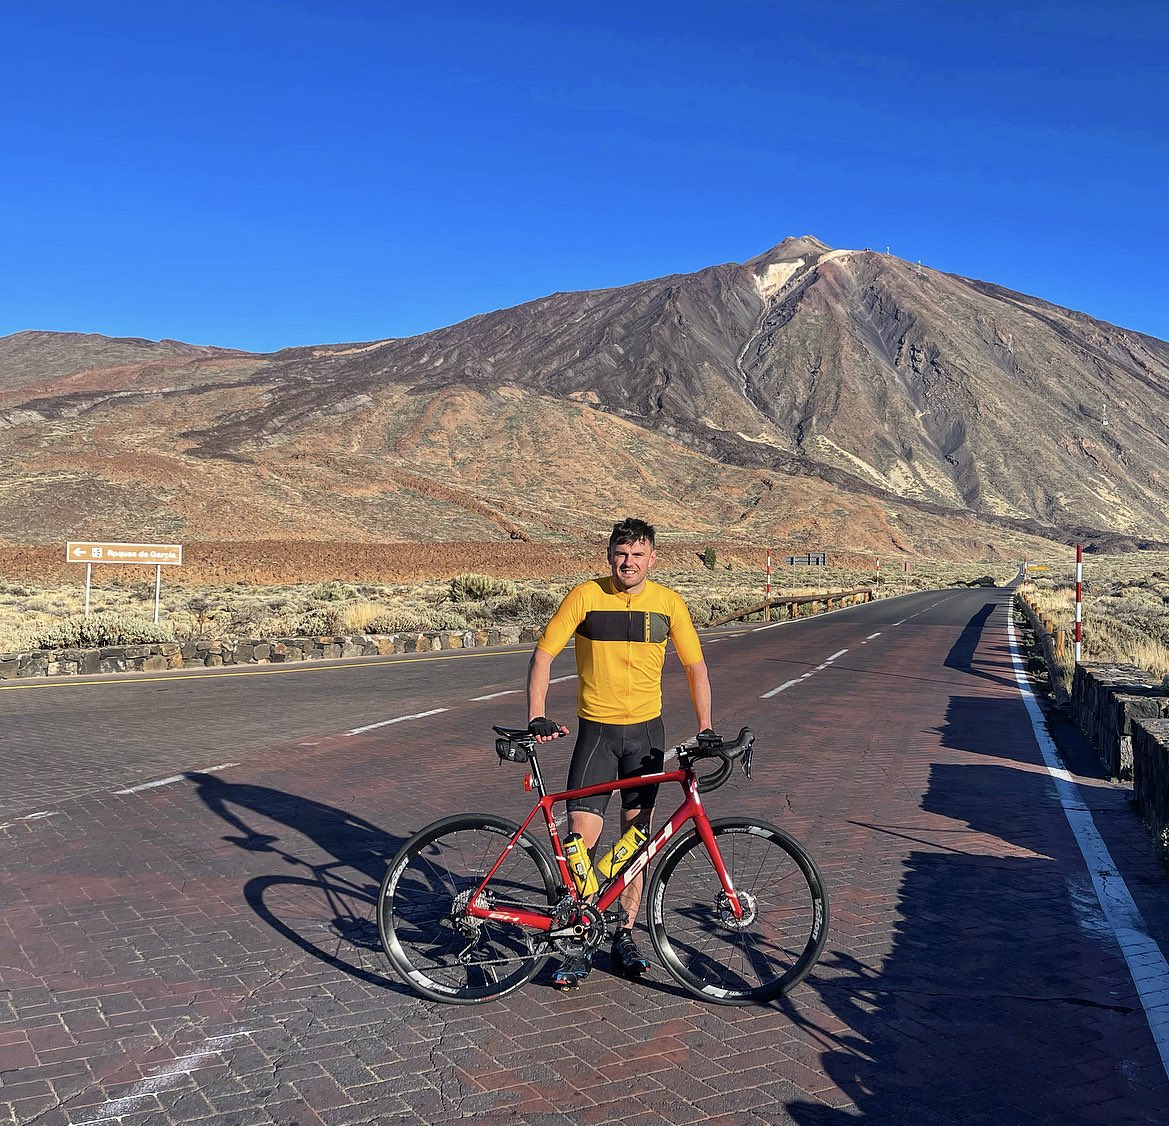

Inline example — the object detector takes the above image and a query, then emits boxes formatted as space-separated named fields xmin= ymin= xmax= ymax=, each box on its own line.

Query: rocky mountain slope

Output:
xmin=2 ymin=237 xmax=1167 ymax=561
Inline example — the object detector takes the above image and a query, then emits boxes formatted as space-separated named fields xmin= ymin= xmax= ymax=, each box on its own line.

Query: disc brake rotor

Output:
xmin=717 ymin=889 xmax=757 ymax=930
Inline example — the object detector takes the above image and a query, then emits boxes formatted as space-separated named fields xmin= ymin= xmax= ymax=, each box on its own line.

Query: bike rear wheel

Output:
xmin=378 ymin=814 xmax=558 ymax=1004
xmin=647 ymin=817 xmax=828 ymax=1005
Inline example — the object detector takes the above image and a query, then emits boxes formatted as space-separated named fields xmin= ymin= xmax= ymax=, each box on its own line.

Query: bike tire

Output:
xmin=377 ymin=813 xmax=558 ymax=1004
xmin=646 ymin=817 xmax=828 ymax=1005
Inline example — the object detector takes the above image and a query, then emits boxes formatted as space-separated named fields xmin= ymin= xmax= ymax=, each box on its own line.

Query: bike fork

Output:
xmin=694 ymin=816 xmax=746 ymax=920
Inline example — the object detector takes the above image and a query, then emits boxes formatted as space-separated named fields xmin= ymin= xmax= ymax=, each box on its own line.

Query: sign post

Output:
xmin=764 ymin=549 xmax=772 ymax=623
xmin=66 ymin=541 xmax=184 ymax=622
xmin=1074 ymin=544 xmax=1083 ymax=662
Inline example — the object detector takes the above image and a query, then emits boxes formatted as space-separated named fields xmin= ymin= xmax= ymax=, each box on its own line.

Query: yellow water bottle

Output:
xmin=563 ymin=833 xmax=598 ymax=896
xmin=595 ymin=824 xmax=647 ymax=879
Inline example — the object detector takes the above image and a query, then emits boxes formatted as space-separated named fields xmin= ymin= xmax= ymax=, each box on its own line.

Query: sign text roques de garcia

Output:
xmin=66 ymin=540 xmax=184 ymax=622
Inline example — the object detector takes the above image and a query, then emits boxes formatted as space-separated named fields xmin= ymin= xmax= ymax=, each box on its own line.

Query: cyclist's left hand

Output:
xmin=528 ymin=716 xmax=568 ymax=742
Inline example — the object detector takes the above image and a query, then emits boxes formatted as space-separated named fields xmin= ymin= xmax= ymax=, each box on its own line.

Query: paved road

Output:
xmin=2 ymin=587 xmax=1167 ymax=1124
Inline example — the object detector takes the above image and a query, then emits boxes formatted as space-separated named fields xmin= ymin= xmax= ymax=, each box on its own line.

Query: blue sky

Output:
xmin=3 ymin=1 xmax=1166 ymax=353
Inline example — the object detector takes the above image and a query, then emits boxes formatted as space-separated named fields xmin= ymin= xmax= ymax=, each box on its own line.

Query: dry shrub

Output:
xmin=449 ymin=573 xmax=519 ymax=601
xmin=1027 ymin=553 xmax=1169 ymax=681
xmin=337 ymin=601 xmax=388 ymax=632
xmin=366 ymin=609 xmax=432 ymax=634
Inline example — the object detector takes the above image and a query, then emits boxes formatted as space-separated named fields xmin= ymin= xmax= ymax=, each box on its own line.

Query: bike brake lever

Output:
xmin=741 ymin=744 xmax=754 ymax=779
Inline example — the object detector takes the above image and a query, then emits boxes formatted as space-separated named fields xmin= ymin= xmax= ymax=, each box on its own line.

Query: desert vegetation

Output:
xmin=0 ymin=552 xmax=1012 ymax=654
xmin=1022 ymin=551 xmax=1169 ymax=692
xmin=5 ymin=545 xmax=1165 ymax=687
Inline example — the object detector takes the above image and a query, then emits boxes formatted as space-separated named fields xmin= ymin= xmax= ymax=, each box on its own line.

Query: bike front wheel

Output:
xmin=646 ymin=817 xmax=828 ymax=1005
xmin=378 ymin=814 xmax=559 ymax=1004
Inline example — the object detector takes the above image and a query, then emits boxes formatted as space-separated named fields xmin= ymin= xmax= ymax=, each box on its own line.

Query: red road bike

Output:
xmin=377 ymin=726 xmax=828 ymax=1005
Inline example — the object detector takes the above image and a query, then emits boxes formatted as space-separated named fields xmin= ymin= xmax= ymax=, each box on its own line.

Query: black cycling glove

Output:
xmin=528 ymin=716 xmax=562 ymax=738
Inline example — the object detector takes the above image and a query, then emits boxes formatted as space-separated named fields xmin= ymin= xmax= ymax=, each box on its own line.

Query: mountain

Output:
xmin=2 ymin=237 xmax=1167 ymax=562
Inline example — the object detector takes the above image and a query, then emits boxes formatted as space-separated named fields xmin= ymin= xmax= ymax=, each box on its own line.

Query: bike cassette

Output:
xmin=449 ymin=887 xmax=488 ymax=935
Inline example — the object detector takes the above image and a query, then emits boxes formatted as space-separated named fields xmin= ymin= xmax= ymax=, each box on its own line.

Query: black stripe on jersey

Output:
xmin=577 ymin=610 xmax=671 ymax=643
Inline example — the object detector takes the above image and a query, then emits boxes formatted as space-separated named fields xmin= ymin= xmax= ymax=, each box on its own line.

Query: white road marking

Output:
xmin=115 ymin=762 xmax=237 ymax=795
xmin=761 ymin=649 xmax=848 ymax=698
xmin=471 ymin=674 xmax=572 ymax=704
xmin=1007 ymin=610 xmax=1169 ymax=1080
xmin=345 ymin=707 xmax=447 ymax=736
xmin=0 ymin=810 xmax=61 ymax=829
xmin=73 ymin=1029 xmax=258 ymax=1125
xmin=761 ymin=679 xmax=803 ymax=699
xmin=866 ymin=632 xmax=882 ymax=640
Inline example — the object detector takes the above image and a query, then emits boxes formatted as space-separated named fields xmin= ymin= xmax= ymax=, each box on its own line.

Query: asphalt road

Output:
xmin=2 ymin=587 xmax=1168 ymax=1125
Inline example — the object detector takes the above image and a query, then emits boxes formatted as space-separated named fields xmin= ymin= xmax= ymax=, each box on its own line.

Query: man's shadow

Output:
xmin=186 ymin=771 xmax=409 ymax=989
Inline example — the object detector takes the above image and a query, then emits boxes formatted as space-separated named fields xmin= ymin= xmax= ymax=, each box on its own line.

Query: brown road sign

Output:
xmin=66 ymin=541 xmax=183 ymax=566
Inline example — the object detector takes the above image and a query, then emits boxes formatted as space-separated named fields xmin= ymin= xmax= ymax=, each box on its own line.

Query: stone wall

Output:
xmin=1070 ymin=662 xmax=1169 ymax=780
xmin=1069 ymin=662 xmax=1169 ymax=863
xmin=1132 ymin=719 xmax=1169 ymax=861
xmin=0 ymin=627 xmax=535 ymax=679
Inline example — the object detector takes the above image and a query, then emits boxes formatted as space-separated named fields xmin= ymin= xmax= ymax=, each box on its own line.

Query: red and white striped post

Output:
xmin=1074 ymin=543 xmax=1083 ymax=662
xmin=764 ymin=549 xmax=772 ymax=622
xmin=875 ymin=557 xmax=881 ymax=600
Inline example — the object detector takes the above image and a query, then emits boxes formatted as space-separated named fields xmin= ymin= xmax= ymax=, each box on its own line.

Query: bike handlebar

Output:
xmin=492 ymin=724 xmax=755 ymax=792
xmin=681 ymin=727 xmax=755 ymax=792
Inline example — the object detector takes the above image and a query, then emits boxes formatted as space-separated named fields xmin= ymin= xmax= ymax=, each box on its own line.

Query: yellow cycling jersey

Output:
xmin=536 ymin=577 xmax=704 ymax=724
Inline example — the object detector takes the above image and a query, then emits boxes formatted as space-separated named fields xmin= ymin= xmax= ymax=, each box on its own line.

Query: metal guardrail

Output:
xmin=709 ymin=588 xmax=874 ymax=627
xmin=1014 ymin=591 xmax=1072 ymax=707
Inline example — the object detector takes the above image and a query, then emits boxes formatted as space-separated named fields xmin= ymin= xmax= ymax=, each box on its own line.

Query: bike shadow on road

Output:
xmin=185 ymin=771 xmax=413 ymax=992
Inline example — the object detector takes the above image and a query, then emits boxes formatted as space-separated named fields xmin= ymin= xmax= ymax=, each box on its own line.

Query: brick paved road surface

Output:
xmin=2 ymin=587 xmax=1167 ymax=1124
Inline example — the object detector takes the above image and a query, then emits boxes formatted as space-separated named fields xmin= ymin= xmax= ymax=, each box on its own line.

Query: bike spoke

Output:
xmin=378 ymin=816 xmax=556 ymax=1004
xmin=648 ymin=820 xmax=828 ymax=1004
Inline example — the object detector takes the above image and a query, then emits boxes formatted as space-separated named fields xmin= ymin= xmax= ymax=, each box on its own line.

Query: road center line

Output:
xmin=1006 ymin=609 xmax=1169 ymax=1080
xmin=471 ymin=675 xmax=574 ymax=704
xmin=115 ymin=762 xmax=237 ymax=795
xmin=345 ymin=707 xmax=448 ymax=736
xmin=761 ymin=679 xmax=802 ymax=699
xmin=762 ymin=648 xmax=848 ymax=698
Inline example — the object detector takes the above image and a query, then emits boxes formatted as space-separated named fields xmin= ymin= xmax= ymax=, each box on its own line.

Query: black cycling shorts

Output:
xmin=566 ymin=716 xmax=666 ymax=818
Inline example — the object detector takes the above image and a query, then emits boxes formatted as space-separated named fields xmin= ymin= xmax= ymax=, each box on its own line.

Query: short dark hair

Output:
xmin=609 ymin=517 xmax=655 ymax=551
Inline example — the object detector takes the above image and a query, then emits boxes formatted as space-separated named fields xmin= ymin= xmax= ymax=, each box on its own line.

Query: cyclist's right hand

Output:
xmin=528 ymin=716 xmax=568 ymax=741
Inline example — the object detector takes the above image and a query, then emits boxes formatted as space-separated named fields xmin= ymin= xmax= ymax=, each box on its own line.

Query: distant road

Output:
xmin=3 ymin=586 xmax=1167 ymax=1123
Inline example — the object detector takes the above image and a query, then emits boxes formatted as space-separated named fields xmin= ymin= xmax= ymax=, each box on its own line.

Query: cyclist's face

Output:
xmin=608 ymin=537 xmax=656 ymax=594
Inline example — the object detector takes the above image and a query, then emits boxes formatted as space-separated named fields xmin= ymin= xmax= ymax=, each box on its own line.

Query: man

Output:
xmin=526 ymin=517 xmax=713 ymax=989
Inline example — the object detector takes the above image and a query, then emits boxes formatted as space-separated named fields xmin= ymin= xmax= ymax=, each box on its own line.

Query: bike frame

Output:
xmin=464 ymin=751 xmax=745 ymax=933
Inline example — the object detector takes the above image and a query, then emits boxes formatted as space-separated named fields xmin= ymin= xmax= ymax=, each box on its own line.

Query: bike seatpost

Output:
xmin=526 ymin=744 xmax=550 ymax=798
